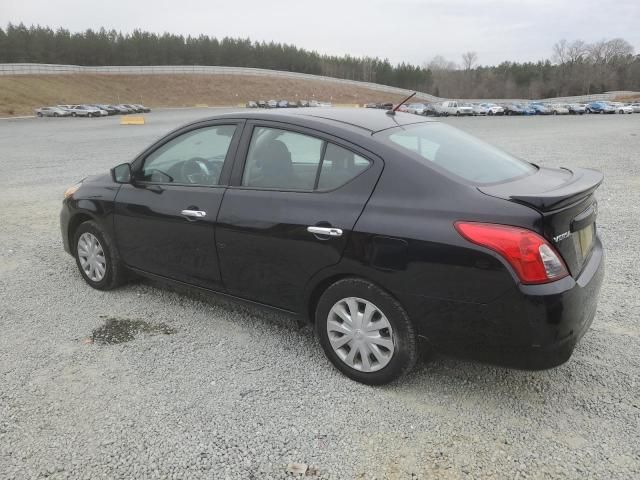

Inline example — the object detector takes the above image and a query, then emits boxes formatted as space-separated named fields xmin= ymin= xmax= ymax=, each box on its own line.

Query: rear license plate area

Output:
xmin=577 ymin=223 xmax=595 ymax=257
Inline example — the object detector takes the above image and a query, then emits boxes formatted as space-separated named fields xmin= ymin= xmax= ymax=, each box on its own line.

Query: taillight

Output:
xmin=455 ymin=222 xmax=569 ymax=284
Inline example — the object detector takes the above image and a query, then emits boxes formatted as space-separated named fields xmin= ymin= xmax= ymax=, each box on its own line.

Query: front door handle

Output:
xmin=307 ymin=226 xmax=343 ymax=237
xmin=181 ymin=209 xmax=207 ymax=218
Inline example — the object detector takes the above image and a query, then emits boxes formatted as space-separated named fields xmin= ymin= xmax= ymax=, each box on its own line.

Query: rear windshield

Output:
xmin=378 ymin=123 xmax=536 ymax=184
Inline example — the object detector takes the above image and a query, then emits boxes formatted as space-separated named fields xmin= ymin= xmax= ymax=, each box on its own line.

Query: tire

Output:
xmin=315 ymin=278 xmax=418 ymax=385
xmin=53 ymin=112 xmax=59 ymax=117
xmin=37 ymin=112 xmax=43 ymax=117
xmin=71 ymin=112 xmax=77 ymax=117
xmin=488 ymin=111 xmax=494 ymax=116
xmin=73 ymin=220 xmax=127 ymax=290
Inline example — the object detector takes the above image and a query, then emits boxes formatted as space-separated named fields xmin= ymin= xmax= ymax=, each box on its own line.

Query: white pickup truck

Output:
xmin=435 ymin=101 xmax=473 ymax=117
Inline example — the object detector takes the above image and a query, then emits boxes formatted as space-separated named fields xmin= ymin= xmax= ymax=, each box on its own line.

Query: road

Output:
xmin=1 ymin=110 xmax=639 ymax=479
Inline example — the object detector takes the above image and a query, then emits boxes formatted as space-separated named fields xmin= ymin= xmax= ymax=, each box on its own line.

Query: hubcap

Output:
xmin=77 ymin=232 xmax=106 ymax=282
xmin=327 ymin=297 xmax=395 ymax=372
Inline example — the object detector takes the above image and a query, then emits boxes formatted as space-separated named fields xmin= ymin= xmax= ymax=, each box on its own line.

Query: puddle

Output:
xmin=91 ymin=317 xmax=176 ymax=345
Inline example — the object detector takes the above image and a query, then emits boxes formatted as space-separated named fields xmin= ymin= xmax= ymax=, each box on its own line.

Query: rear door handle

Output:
xmin=307 ymin=226 xmax=343 ymax=237
xmin=181 ymin=209 xmax=207 ymax=218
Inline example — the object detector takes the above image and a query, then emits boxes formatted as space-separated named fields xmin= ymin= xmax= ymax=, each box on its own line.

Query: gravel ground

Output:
xmin=1 ymin=110 xmax=639 ymax=479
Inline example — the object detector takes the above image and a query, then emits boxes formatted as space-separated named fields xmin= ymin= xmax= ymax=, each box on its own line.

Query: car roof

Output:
xmin=209 ymin=107 xmax=435 ymax=134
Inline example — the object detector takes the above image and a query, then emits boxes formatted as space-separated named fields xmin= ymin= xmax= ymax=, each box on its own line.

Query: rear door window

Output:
xmin=242 ymin=126 xmax=371 ymax=191
xmin=380 ymin=123 xmax=536 ymax=184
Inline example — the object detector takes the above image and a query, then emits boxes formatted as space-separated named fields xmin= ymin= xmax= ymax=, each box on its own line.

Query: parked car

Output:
xmin=406 ymin=103 xmax=427 ymax=115
xmin=257 ymin=100 xmax=267 ymax=108
xmin=266 ymin=100 xmax=278 ymax=109
xmin=246 ymin=101 xmax=258 ymax=108
xmin=472 ymin=104 xmax=489 ymax=116
xmin=529 ymin=103 xmax=552 ymax=115
xmin=549 ymin=104 xmax=570 ymax=115
xmin=365 ymin=103 xmax=379 ymax=109
xmin=586 ymin=102 xmax=615 ymax=114
xmin=437 ymin=100 xmax=473 ymax=116
xmin=568 ymin=104 xmax=587 ymax=115
xmin=277 ymin=100 xmax=289 ymax=108
xmin=481 ymin=103 xmax=505 ymax=116
xmin=60 ymin=108 xmax=604 ymax=385
xmin=297 ymin=100 xmax=310 ymax=107
xmin=65 ymin=105 xmax=106 ymax=117
xmin=630 ymin=103 xmax=640 ymax=113
xmin=91 ymin=104 xmax=119 ymax=115
xmin=610 ymin=102 xmax=633 ymax=114
xmin=133 ymin=104 xmax=151 ymax=113
xmin=396 ymin=104 xmax=410 ymax=113
xmin=504 ymin=104 xmax=526 ymax=115
xmin=111 ymin=105 xmax=132 ymax=114
xmin=422 ymin=103 xmax=438 ymax=116
xmin=122 ymin=104 xmax=144 ymax=113
xmin=34 ymin=106 xmax=71 ymax=117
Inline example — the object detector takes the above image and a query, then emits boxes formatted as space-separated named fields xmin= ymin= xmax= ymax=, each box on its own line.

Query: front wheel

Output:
xmin=71 ymin=112 xmax=77 ymax=117
xmin=315 ymin=278 xmax=418 ymax=385
xmin=73 ymin=221 xmax=127 ymax=290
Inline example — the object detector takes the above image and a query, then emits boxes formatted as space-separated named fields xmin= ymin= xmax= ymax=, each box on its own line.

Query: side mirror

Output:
xmin=111 ymin=163 xmax=132 ymax=184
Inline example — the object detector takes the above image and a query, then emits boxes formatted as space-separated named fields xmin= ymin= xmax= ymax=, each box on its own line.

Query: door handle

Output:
xmin=307 ymin=226 xmax=343 ymax=237
xmin=181 ymin=209 xmax=207 ymax=218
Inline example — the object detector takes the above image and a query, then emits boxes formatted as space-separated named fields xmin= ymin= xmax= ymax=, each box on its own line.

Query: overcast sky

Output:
xmin=3 ymin=0 xmax=639 ymax=66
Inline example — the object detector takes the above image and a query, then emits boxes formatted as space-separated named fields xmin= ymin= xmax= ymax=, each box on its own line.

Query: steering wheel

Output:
xmin=180 ymin=157 xmax=211 ymax=184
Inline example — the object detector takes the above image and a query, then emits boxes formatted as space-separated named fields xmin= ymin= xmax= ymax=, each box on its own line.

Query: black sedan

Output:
xmin=60 ymin=108 xmax=604 ymax=385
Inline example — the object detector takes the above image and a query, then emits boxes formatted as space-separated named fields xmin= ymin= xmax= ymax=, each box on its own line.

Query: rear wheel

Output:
xmin=315 ymin=278 xmax=418 ymax=385
xmin=71 ymin=112 xmax=77 ymax=117
xmin=73 ymin=221 xmax=127 ymax=290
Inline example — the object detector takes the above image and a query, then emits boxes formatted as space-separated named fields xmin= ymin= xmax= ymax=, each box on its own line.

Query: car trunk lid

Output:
xmin=478 ymin=166 xmax=603 ymax=276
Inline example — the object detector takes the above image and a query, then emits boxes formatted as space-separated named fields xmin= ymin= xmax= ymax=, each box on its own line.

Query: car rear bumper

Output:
xmin=401 ymin=236 xmax=604 ymax=369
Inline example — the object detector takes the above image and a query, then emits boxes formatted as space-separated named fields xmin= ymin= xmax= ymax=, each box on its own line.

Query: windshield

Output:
xmin=378 ymin=123 xmax=536 ymax=184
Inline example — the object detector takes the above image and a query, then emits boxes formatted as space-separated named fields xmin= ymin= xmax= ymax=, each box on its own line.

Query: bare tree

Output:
xmin=461 ymin=51 xmax=478 ymax=70
xmin=427 ymin=55 xmax=457 ymax=71
xmin=553 ymin=40 xmax=569 ymax=65
xmin=602 ymin=38 xmax=634 ymax=63
xmin=566 ymin=40 xmax=588 ymax=64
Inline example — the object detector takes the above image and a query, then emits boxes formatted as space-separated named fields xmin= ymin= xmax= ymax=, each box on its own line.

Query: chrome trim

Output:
xmin=307 ymin=226 xmax=343 ymax=237
xmin=181 ymin=209 xmax=207 ymax=218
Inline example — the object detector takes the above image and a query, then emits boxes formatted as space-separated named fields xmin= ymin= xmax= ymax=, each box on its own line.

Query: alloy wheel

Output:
xmin=326 ymin=297 xmax=395 ymax=372
xmin=77 ymin=232 xmax=107 ymax=282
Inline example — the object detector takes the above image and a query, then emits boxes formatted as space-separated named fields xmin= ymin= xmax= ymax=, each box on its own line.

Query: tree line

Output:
xmin=1 ymin=23 xmax=638 ymax=99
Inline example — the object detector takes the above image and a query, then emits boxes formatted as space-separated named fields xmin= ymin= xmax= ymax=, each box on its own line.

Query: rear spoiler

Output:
xmin=479 ymin=167 xmax=604 ymax=212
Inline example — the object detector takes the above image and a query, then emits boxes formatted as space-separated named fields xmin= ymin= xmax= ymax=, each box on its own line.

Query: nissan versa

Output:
xmin=60 ymin=108 xmax=604 ymax=385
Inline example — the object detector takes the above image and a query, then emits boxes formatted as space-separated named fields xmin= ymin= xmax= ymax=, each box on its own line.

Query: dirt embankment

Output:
xmin=0 ymin=74 xmax=410 ymax=116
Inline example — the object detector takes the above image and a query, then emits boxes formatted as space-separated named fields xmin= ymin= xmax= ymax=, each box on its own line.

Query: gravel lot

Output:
xmin=1 ymin=110 xmax=639 ymax=479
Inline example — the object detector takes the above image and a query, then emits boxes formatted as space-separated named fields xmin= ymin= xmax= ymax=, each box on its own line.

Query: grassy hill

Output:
xmin=0 ymin=74 xmax=411 ymax=116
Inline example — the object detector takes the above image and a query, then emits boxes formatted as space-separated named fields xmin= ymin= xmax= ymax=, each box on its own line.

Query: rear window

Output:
xmin=378 ymin=123 xmax=536 ymax=184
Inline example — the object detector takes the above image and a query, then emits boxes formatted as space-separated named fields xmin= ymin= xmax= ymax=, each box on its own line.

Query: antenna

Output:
xmin=387 ymin=92 xmax=417 ymax=115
